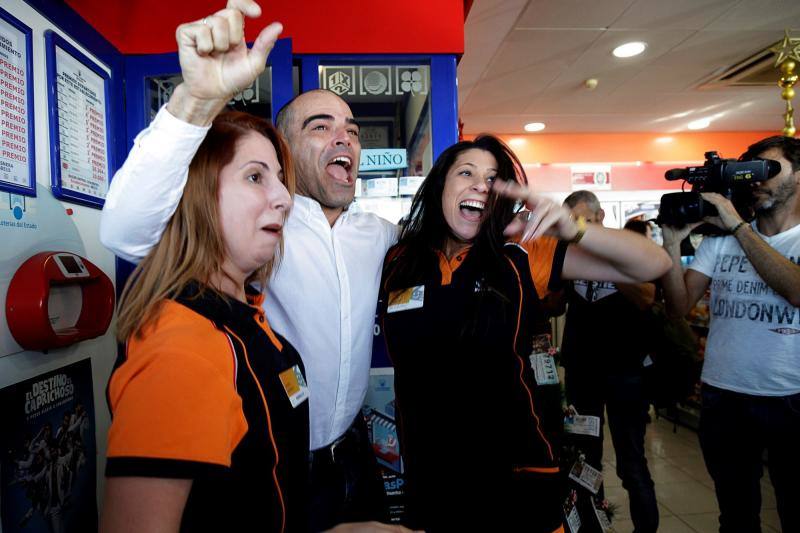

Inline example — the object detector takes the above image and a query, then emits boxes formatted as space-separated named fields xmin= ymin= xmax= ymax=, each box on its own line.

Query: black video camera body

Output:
xmin=656 ymin=151 xmax=780 ymax=230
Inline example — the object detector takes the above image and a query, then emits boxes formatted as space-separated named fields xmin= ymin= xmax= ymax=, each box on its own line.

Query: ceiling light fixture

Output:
xmin=687 ymin=118 xmax=711 ymax=130
xmin=655 ymin=136 xmax=674 ymax=143
xmin=524 ymin=122 xmax=546 ymax=132
xmin=613 ymin=42 xmax=646 ymax=58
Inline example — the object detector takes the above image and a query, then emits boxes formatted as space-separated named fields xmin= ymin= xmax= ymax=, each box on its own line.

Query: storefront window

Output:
xmin=146 ymin=67 xmax=275 ymax=122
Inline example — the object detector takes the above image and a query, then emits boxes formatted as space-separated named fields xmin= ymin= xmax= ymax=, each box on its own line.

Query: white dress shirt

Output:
xmin=101 ymin=107 xmax=398 ymax=449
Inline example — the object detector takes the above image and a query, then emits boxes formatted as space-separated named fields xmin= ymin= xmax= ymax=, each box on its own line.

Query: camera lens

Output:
xmin=657 ymin=192 xmax=717 ymax=226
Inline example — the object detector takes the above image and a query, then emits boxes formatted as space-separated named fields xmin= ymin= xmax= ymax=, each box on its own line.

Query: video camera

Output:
xmin=656 ymin=151 xmax=781 ymax=230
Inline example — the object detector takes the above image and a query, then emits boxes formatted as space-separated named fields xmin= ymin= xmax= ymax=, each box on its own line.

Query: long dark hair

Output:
xmin=384 ymin=134 xmax=527 ymax=292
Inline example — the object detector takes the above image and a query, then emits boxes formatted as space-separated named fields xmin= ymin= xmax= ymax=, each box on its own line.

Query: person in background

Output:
xmin=98 ymin=1 xmax=403 ymax=529
xmin=560 ymin=191 xmax=660 ymax=533
xmin=377 ymin=144 xmax=672 ymax=532
xmin=660 ymin=135 xmax=800 ymax=533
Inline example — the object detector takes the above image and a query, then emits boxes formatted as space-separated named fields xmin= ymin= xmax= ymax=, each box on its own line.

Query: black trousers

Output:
xmin=699 ymin=384 xmax=800 ymax=533
xmin=308 ymin=414 xmax=387 ymax=532
xmin=566 ymin=372 xmax=658 ymax=533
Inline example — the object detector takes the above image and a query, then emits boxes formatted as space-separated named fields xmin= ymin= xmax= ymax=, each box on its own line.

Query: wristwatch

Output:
xmin=569 ymin=216 xmax=587 ymax=244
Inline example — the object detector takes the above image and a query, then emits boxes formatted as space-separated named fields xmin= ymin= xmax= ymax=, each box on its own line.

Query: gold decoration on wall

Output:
xmin=771 ymin=30 xmax=800 ymax=136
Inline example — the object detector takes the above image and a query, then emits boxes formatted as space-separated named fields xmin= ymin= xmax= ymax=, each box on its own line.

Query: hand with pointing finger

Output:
xmin=494 ymin=180 xmax=579 ymax=242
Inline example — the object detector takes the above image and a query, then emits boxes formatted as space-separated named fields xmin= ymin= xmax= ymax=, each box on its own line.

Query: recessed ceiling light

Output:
xmin=688 ymin=118 xmax=711 ymax=130
xmin=524 ymin=122 xmax=546 ymax=132
xmin=613 ymin=42 xmax=646 ymax=58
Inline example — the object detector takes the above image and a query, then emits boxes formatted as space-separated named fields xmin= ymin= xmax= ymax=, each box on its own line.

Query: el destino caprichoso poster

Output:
xmin=1 ymin=358 xmax=97 ymax=533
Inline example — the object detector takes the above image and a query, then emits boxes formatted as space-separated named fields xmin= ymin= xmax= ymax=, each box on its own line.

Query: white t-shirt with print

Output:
xmin=689 ymin=221 xmax=800 ymax=396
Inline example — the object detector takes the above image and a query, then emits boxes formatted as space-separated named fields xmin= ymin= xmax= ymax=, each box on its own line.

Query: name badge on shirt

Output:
xmin=279 ymin=365 xmax=309 ymax=408
xmin=387 ymin=285 xmax=424 ymax=313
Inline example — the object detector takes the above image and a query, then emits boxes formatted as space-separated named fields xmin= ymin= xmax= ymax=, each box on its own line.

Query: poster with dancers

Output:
xmin=0 ymin=358 xmax=97 ymax=533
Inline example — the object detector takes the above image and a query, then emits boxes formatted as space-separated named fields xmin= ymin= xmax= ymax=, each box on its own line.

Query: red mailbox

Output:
xmin=6 ymin=252 xmax=115 ymax=351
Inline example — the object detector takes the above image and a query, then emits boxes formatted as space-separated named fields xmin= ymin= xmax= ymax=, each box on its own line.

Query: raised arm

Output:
xmin=99 ymin=0 xmax=281 ymax=263
xmin=497 ymin=182 xmax=672 ymax=283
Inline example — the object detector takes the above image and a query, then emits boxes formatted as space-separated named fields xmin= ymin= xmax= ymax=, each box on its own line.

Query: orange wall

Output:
xmin=465 ymin=131 xmax=777 ymax=192
xmin=470 ymin=131 xmax=777 ymax=164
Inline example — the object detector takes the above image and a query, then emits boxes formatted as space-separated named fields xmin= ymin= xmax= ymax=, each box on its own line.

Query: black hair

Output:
xmin=384 ymin=134 xmax=526 ymax=293
xmin=741 ymin=135 xmax=800 ymax=172
xmin=623 ymin=218 xmax=650 ymax=236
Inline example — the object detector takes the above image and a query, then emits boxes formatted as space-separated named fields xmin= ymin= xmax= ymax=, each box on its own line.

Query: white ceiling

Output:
xmin=458 ymin=0 xmax=800 ymax=134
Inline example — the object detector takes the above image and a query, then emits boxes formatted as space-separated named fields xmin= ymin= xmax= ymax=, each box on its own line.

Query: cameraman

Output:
xmin=660 ymin=136 xmax=800 ymax=533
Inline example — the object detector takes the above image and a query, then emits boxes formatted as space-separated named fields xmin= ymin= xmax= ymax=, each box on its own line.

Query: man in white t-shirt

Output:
xmin=99 ymin=2 xmax=407 ymax=531
xmin=660 ymin=136 xmax=800 ymax=533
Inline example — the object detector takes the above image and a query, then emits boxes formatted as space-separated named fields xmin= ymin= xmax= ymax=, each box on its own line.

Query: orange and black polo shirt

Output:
xmin=379 ymin=237 xmax=567 ymax=533
xmin=106 ymin=284 xmax=309 ymax=532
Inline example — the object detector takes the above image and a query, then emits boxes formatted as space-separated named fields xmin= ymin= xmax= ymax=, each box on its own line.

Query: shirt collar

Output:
xmin=176 ymin=281 xmax=264 ymax=326
xmin=292 ymin=194 xmax=354 ymax=225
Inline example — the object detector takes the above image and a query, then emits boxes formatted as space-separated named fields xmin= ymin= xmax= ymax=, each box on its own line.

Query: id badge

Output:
xmin=387 ymin=285 xmax=424 ymax=313
xmin=564 ymin=414 xmax=601 ymax=437
xmin=568 ymin=460 xmax=603 ymax=494
xmin=279 ymin=364 xmax=309 ymax=408
xmin=529 ymin=334 xmax=559 ymax=385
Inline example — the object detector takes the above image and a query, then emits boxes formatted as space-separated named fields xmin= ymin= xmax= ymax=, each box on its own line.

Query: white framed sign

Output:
xmin=45 ymin=31 xmax=113 ymax=208
xmin=0 ymin=7 xmax=34 ymax=197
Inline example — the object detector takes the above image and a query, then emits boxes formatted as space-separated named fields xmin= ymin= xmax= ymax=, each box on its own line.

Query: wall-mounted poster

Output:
xmin=0 ymin=7 xmax=35 ymax=197
xmin=571 ymin=164 xmax=611 ymax=191
xmin=45 ymin=31 xmax=113 ymax=208
xmin=0 ymin=358 xmax=98 ymax=533
xmin=363 ymin=368 xmax=406 ymax=523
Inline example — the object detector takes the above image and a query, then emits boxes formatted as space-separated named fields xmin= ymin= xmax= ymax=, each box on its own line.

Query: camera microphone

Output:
xmin=665 ymin=168 xmax=688 ymax=181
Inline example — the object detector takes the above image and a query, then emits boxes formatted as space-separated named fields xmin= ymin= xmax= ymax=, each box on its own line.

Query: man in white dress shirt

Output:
xmin=100 ymin=2 xmax=399 ymax=530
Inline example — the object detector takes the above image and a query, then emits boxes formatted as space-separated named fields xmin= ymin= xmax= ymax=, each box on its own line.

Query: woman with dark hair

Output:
xmin=378 ymin=135 xmax=672 ymax=532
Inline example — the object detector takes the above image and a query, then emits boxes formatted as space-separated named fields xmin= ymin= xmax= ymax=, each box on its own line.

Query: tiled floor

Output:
xmin=602 ymin=414 xmax=781 ymax=533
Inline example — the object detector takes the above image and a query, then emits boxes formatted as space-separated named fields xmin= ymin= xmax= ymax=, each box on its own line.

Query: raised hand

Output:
xmin=661 ymin=221 xmax=702 ymax=249
xmin=700 ymin=192 xmax=744 ymax=231
xmin=174 ymin=0 xmax=282 ymax=101
xmin=494 ymin=180 xmax=578 ymax=242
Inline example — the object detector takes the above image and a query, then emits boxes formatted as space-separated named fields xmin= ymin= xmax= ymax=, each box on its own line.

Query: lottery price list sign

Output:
xmin=0 ymin=8 xmax=34 ymax=196
xmin=46 ymin=31 xmax=112 ymax=208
